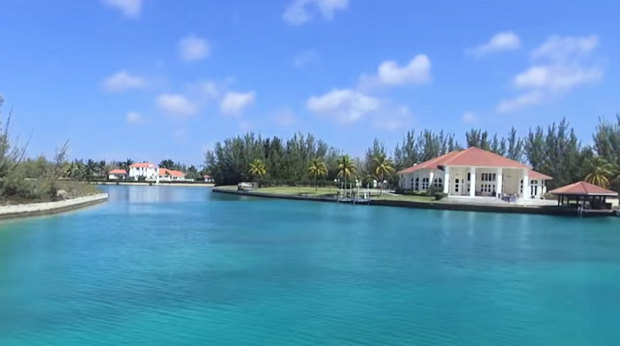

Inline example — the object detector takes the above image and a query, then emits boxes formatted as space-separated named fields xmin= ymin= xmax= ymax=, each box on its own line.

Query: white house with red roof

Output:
xmin=108 ymin=169 xmax=127 ymax=180
xmin=397 ymin=147 xmax=552 ymax=200
xmin=158 ymin=168 xmax=186 ymax=181
xmin=129 ymin=162 xmax=159 ymax=181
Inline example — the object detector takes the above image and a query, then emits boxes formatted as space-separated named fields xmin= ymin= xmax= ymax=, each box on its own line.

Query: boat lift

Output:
xmin=336 ymin=179 xmax=370 ymax=205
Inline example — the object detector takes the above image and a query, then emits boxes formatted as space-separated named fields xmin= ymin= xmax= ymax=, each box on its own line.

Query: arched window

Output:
xmin=414 ymin=177 xmax=420 ymax=191
xmin=434 ymin=178 xmax=443 ymax=187
xmin=422 ymin=178 xmax=429 ymax=190
xmin=455 ymin=179 xmax=460 ymax=192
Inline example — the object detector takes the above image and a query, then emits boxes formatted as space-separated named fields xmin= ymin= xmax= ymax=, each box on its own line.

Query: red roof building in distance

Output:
xmin=158 ymin=168 xmax=185 ymax=181
xmin=130 ymin=162 xmax=156 ymax=169
xmin=108 ymin=169 xmax=127 ymax=180
xmin=397 ymin=147 xmax=552 ymax=200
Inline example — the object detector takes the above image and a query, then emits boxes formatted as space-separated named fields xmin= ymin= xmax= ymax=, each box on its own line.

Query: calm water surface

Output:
xmin=1 ymin=186 xmax=619 ymax=345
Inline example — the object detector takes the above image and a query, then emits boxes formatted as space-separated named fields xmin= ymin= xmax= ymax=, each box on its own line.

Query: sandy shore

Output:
xmin=0 ymin=193 xmax=109 ymax=221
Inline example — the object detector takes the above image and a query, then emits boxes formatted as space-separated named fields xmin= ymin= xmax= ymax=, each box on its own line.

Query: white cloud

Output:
xmin=370 ymin=54 xmax=432 ymax=87
xmin=157 ymin=94 xmax=198 ymax=116
xmin=497 ymin=35 xmax=602 ymax=113
xmin=497 ymin=92 xmax=545 ymax=113
xmin=468 ymin=31 xmax=521 ymax=57
xmin=358 ymin=55 xmax=432 ymax=90
xmin=293 ymin=49 xmax=320 ymax=67
xmin=531 ymin=35 xmax=598 ymax=61
xmin=220 ymin=91 xmax=256 ymax=116
xmin=102 ymin=70 xmax=146 ymax=92
xmin=178 ymin=35 xmax=210 ymax=62
xmin=307 ymin=88 xmax=379 ymax=123
xmin=513 ymin=65 xmax=601 ymax=91
xmin=126 ymin=111 xmax=144 ymax=124
xmin=462 ymin=111 xmax=477 ymax=124
xmin=283 ymin=0 xmax=349 ymax=25
xmin=102 ymin=0 xmax=142 ymax=18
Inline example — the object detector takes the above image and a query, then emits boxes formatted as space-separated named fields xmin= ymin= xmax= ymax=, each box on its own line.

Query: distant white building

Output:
xmin=108 ymin=169 xmax=127 ymax=180
xmin=129 ymin=162 xmax=159 ymax=181
xmin=203 ymin=174 xmax=214 ymax=183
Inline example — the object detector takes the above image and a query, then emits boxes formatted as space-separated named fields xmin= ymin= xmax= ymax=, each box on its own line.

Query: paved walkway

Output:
xmin=0 ymin=193 xmax=109 ymax=220
xmin=444 ymin=196 xmax=557 ymax=207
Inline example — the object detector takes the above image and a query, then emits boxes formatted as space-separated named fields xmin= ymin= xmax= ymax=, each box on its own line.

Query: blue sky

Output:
xmin=1 ymin=0 xmax=619 ymax=166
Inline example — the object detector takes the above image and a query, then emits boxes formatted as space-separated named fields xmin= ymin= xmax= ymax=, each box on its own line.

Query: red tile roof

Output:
xmin=529 ymin=170 xmax=553 ymax=180
xmin=130 ymin=162 xmax=156 ymax=168
xmin=108 ymin=169 xmax=127 ymax=174
xmin=158 ymin=168 xmax=185 ymax=177
xmin=397 ymin=147 xmax=551 ymax=180
xmin=550 ymin=181 xmax=618 ymax=196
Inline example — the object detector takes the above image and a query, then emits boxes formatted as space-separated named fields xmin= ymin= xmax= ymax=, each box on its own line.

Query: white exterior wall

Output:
xmin=158 ymin=175 xmax=186 ymax=181
xmin=445 ymin=167 xmax=469 ymax=196
xmin=399 ymin=169 xmax=445 ymax=192
xmin=527 ymin=179 xmax=547 ymax=199
xmin=399 ymin=165 xmax=550 ymax=199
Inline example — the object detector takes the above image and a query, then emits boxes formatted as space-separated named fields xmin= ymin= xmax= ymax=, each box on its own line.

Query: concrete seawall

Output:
xmin=212 ymin=188 xmax=600 ymax=217
xmin=0 ymin=193 xmax=109 ymax=221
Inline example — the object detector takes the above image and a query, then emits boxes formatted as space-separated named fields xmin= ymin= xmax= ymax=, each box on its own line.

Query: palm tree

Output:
xmin=336 ymin=154 xmax=357 ymax=182
xmin=308 ymin=158 xmax=328 ymax=191
xmin=86 ymin=159 xmax=97 ymax=180
xmin=373 ymin=153 xmax=394 ymax=195
xmin=248 ymin=159 xmax=267 ymax=181
xmin=584 ymin=156 xmax=615 ymax=188
xmin=122 ymin=158 xmax=134 ymax=171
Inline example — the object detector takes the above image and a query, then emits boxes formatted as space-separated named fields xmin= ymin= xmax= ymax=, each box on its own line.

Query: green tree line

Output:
xmin=205 ymin=117 xmax=620 ymax=192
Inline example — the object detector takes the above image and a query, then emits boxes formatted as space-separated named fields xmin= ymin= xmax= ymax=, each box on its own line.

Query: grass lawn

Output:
xmin=216 ymin=185 xmax=438 ymax=203
xmin=214 ymin=185 xmax=238 ymax=191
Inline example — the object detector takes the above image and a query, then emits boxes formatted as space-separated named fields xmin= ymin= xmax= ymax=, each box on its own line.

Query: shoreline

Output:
xmin=212 ymin=188 xmax=609 ymax=217
xmin=93 ymin=181 xmax=214 ymax=187
xmin=0 ymin=193 xmax=109 ymax=221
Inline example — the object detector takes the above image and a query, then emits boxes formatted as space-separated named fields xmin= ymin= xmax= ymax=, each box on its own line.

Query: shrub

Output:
xmin=426 ymin=185 xmax=443 ymax=197
xmin=434 ymin=192 xmax=448 ymax=200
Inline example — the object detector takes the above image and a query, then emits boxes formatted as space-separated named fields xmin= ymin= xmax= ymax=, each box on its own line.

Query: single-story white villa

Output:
xmin=108 ymin=169 xmax=127 ymax=180
xmin=397 ymin=147 xmax=552 ymax=200
xmin=158 ymin=168 xmax=186 ymax=181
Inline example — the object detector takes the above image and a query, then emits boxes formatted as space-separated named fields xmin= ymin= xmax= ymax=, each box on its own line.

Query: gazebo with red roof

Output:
xmin=397 ymin=147 xmax=553 ymax=200
xmin=550 ymin=181 xmax=618 ymax=210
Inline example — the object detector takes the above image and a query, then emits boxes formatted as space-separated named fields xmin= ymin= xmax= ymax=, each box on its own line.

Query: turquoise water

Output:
xmin=1 ymin=186 xmax=620 ymax=345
